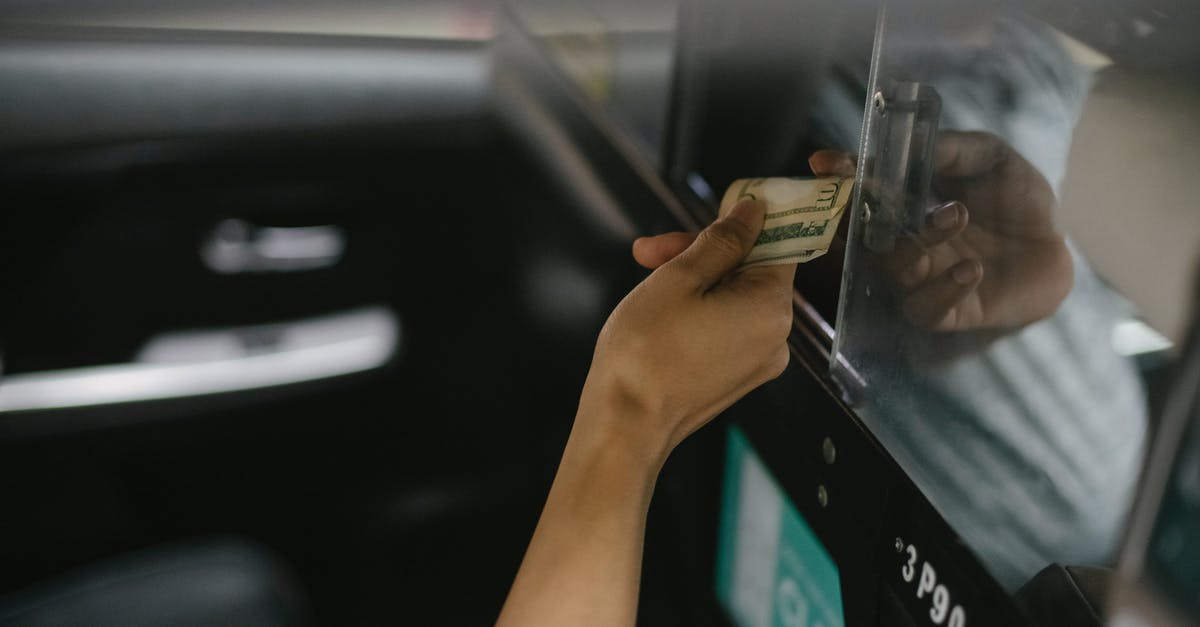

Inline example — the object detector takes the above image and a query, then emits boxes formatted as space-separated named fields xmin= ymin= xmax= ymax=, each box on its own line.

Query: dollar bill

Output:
xmin=718 ymin=176 xmax=854 ymax=267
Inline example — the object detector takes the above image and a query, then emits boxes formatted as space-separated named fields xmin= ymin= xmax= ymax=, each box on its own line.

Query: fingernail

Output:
xmin=932 ymin=201 xmax=963 ymax=230
xmin=729 ymin=198 xmax=761 ymax=229
xmin=952 ymin=260 xmax=981 ymax=285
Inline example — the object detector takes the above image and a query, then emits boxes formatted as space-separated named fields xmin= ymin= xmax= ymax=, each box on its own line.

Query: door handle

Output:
xmin=0 ymin=306 xmax=399 ymax=414
xmin=201 ymin=219 xmax=346 ymax=274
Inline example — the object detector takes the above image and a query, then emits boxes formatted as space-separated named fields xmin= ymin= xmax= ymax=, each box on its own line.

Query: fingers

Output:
xmin=920 ymin=201 xmax=969 ymax=246
xmin=632 ymin=231 xmax=698 ymax=269
xmin=666 ymin=199 xmax=765 ymax=290
xmin=727 ymin=261 xmax=799 ymax=311
xmin=902 ymin=258 xmax=983 ymax=331
xmin=885 ymin=201 xmax=968 ymax=289
xmin=767 ymin=345 xmax=791 ymax=380
xmin=809 ymin=150 xmax=857 ymax=176
xmin=933 ymin=131 xmax=1008 ymax=179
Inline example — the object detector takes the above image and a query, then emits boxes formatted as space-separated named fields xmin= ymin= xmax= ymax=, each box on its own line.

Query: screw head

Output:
xmin=817 ymin=485 xmax=829 ymax=508
xmin=821 ymin=437 xmax=836 ymax=465
xmin=872 ymin=91 xmax=887 ymax=115
xmin=894 ymin=537 xmax=904 ymax=553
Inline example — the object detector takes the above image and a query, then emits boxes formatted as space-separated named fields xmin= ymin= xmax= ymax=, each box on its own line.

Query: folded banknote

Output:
xmin=718 ymin=176 xmax=854 ymax=267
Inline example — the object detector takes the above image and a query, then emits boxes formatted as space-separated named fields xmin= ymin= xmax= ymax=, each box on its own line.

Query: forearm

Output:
xmin=497 ymin=197 xmax=793 ymax=625
xmin=496 ymin=401 xmax=661 ymax=627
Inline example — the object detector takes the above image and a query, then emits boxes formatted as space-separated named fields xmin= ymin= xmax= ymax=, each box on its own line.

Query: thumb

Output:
xmin=666 ymin=199 xmax=764 ymax=290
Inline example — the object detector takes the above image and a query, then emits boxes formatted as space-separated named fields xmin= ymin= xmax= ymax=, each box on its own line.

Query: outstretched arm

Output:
xmin=496 ymin=199 xmax=797 ymax=627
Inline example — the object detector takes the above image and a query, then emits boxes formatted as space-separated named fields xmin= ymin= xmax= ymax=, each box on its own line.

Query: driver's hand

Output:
xmin=810 ymin=131 xmax=1073 ymax=332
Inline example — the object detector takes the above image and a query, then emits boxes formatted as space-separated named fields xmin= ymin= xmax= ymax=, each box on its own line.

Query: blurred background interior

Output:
xmin=0 ymin=0 xmax=1197 ymax=625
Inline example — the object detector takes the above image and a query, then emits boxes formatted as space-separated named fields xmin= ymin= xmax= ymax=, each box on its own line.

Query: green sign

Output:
xmin=716 ymin=426 xmax=845 ymax=627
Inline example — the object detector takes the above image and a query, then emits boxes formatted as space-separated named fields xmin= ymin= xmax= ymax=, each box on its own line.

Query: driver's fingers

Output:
xmin=902 ymin=258 xmax=982 ymax=331
xmin=809 ymin=150 xmax=857 ymax=177
xmin=633 ymin=231 xmax=698 ymax=269
xmin=933 ymin=131 xmax=1008 ymax=179
xmin=884 ymin=201 xmax=968 ymax=289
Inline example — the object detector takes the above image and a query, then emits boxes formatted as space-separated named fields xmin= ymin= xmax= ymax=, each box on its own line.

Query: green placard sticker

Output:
xmin=716 ymin=426 xmax=845 ymax=627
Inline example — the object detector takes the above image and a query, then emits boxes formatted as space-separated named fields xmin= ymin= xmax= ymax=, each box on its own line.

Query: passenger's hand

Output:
xmin=577 ymin=199 xmax=795 ymax=469
xmin=810 ymin=131 xmax=1073 ymax=332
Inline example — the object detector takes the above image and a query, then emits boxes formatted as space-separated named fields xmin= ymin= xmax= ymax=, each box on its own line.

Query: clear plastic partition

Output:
xmin=831 ymin=0 xmax=1199 ymax=590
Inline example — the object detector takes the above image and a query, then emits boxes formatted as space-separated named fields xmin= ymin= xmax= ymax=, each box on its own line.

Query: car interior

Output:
xmin=1 ymin=1 xmax=1198 ymax=626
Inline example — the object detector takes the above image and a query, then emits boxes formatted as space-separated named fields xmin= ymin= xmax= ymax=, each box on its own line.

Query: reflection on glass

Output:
xmin=826 ymin=2 xmax=1195 ymax=590
xmin=513 ymin=0 xmax=680 ymax=162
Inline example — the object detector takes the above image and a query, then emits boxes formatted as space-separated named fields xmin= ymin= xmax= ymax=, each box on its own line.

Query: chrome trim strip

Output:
xmin=0 ymin=306 xmax=399 ymax=412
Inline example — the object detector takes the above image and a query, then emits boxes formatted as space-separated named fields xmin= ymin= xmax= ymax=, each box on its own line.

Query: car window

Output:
xmin=831 ymin=0 xmax=1198 ymax=590
xmin=513 ymin=0 xmax=680 ymax=166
